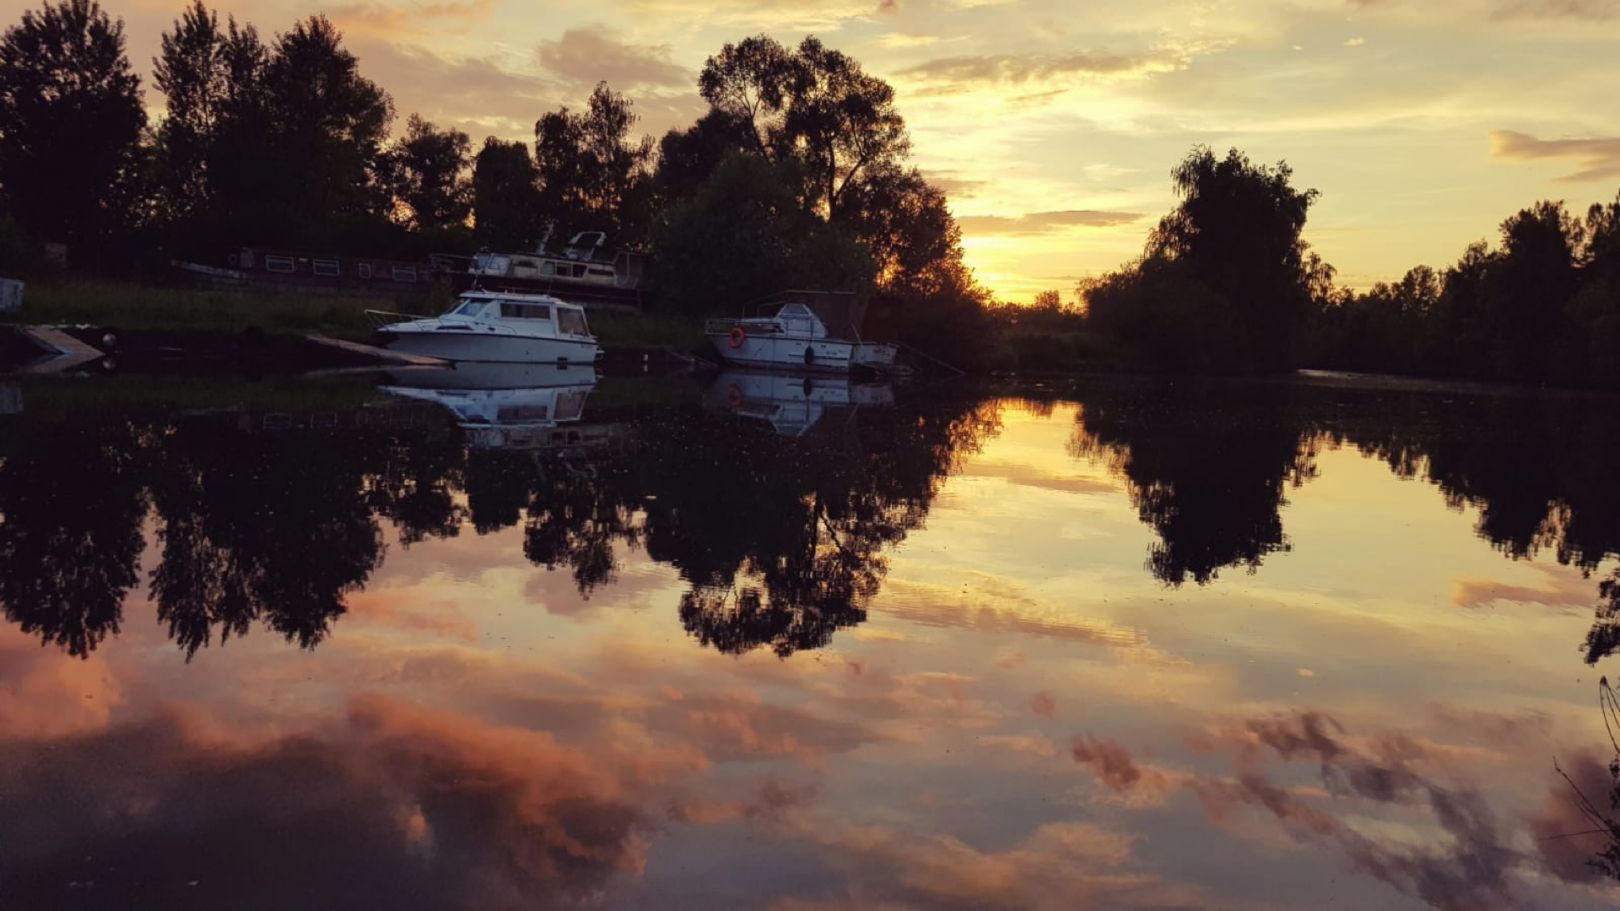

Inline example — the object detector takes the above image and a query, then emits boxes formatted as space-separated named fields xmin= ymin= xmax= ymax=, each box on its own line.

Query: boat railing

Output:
xmin=365 ymin=309 xmax=419 ymax=329
xmin=705 ymin=317 xmax=786 ymax=336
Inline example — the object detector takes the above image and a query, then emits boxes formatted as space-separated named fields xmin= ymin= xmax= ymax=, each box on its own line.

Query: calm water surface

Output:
xmin=1 ymin=370 xmax=1618 ymax=910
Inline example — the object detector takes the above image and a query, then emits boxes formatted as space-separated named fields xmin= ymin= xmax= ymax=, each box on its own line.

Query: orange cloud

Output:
xmin=1451 ymin=566 xmax=1596 ymax=611
xmin=536 ymin=27 xmax=690 ymax=92
xmin=896 ymin=49 xmax=1188 ymax=91
xmin=327 ymin=0 xmax=496 ymax=40
xmin=1491 ymin=129 xmax=1620 ymax=183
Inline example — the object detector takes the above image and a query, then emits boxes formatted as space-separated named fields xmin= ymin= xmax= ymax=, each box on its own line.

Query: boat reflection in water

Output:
xmin=706 ymin=369 xmax=894 ymax=437
xmin=379 ymin=362 xmax=600 ymax=451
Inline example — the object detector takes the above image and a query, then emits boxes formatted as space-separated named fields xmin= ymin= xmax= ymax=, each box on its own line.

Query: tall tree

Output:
xmin=533 ymin=82 xmax=654 ymax=242
xmin=385 ymin=114 xmax=471 ymax=231
xmin=1484 ymin=201 xmax=1582 ymax=380
xmin=696 ymin=35 xmax=910 ymax=219
xmin=697 ymin=35 xmax=796 ymax=156
xmin=655 ymin=108 xmax=755 ymax=201
xmin=837 ymin=164 xmax=957 ymax=287
xmin=648 ymin=152 xmax=873 ymax=314
xmin=189 ymin=12 xmax=271 ymax=249
xmin=152 ymin=1 xmax=265 ymax=239
xmin=785 ymin=36 xmax=909 ymax=219
xmin=0 ymin=0 xmax=145 ymax=255
xmin=471 ymin=136 xmax=541 ymax=250
xmin=261 ymin=15 xmax=392 ymax=239
xmin=1086 ymin=147 xmax=1321 ymax=373
xmin=153 ymin=1 xmax=227 ymax=224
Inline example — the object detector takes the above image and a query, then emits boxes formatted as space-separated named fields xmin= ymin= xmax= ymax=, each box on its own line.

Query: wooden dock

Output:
xmin=306 ymin=335 xmax=448 ymax=367
xmin=20 ymin=327 xmax=104 ymax=373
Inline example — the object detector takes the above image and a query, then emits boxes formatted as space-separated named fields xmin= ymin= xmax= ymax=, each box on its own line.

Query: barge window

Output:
xmin=357 ymin=262 xmax=373 ymax=279
xmin=474 ymin=253 xmax=510 ymax=274
xmin=313 ymin=259 xmax=340 ymax=276
xmin=265 ymin=255 xmax=295 ymax=273
xmin=393 ymin=266 xmax=417 ymax=282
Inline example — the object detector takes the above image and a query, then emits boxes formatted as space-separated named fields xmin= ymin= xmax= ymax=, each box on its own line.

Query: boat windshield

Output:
xmin=452 ymin=300 xmax=487 ymax=317
xmin=557 ymin=307 xmax=589 ymax=336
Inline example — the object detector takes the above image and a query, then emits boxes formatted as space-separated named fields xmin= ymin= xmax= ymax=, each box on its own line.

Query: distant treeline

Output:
xmin=1310 ymin=199 xmax=1620 ymax=387
xmin=999 ymin=146 xmax=1620 ymax=388
xmin=0 ymin=0 xmax=989 ymax=362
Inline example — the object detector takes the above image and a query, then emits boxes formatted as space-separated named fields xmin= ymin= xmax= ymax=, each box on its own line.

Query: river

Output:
xmin=0 ymin=369 xmax=1616 ymax=909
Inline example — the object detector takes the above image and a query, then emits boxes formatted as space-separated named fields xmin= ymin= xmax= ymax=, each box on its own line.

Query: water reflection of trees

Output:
xmin=0 ymin=391 xmax=997 ymax=659
xmin=0 ymin=408 xmax=468 ymax=660
xmin=6 ymin=378 xmax=1615 ymax=663
xmin=1068 ymin=383 xmax=1319 ymax=585
xmin=485 ymin=398 xmax=999 ymax=655
xmin=0 ymin=421 xmax=145 ymax=656
xmin=1065 ymin=381 xmax=1620 ymax=663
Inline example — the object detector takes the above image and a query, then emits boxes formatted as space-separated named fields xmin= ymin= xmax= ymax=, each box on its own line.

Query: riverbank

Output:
xmin=3 ymin=280 xmax=706 ymax=351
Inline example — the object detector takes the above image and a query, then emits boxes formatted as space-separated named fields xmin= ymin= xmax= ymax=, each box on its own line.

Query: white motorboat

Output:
xmin=705 ymin=291 xmax=899 ymax=373
xmin=369 ymin=290 xmax=601 ymax=364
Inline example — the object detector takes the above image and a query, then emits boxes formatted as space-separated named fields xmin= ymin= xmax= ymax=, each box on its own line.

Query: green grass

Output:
xmin=589 ymin=311 xmax=705 ymax=350
xmin=6 ymin=280 xmax=445 ymax=339
xmin=7 ymin=280 xmax=707 ymax=350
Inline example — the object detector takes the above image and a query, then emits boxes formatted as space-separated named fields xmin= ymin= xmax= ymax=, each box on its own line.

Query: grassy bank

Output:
xmin=5 ymin=280 xmax=445 ymax=337
xmin=588 ymin=311 xmax=704 ymax=350
xmin=4 ymin=280 xmax=705 ymax=350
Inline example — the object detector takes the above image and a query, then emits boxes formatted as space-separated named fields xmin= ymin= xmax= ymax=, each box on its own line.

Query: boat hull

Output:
xmin=379 ymin=330 xmax=600 ymax=364
xmin=706 ymin=333 xmax=856 ymax=371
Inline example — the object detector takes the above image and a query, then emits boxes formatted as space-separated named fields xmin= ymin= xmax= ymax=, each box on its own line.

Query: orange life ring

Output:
xmin=725 ymin=384 xmax=744 ymax=407
xmin=728 ymin=326 xmax=746 ymax=349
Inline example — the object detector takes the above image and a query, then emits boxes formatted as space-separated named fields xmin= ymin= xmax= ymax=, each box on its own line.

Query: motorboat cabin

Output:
xmin=370 ymin=291 xmax=600 ymax=364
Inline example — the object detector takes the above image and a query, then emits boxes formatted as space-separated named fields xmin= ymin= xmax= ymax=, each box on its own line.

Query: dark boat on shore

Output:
xmin=432 ymin=231 xmax=647 ymax=311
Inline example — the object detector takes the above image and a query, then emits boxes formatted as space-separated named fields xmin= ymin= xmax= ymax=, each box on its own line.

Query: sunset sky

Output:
xmin=103 ymin=0 xmax=1620 ymax=301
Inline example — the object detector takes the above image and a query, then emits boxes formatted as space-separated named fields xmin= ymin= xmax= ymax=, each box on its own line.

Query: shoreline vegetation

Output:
xmin=1 ymin=280 xmax=706 ymax=351
xmin=0 ymin=1 xmax=1617 ymax=385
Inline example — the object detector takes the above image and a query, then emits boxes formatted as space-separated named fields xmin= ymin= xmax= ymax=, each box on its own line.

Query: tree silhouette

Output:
xmin=785 ymin=36 xmax=909 ymax=220
xmin=384 ymin=114 xmax=472 ymax=232
xmin=698 ymin=35 xmax=796 ymax=157
xmin=1069 ymin=382 xmax=1318 ymax=585
xmin=533 ymin=82 xmax=655 ymax=242
xmin=654 ymin=109 xmax=756 ymax=200
xmin=1311 ymin=193 xmax=1620 ymax=389
xmin=648 ymin=153 xmax=874 ymax=315
xmin=147 ymin=420 xmax=385 ymax=658
xmin=0 ymin=0 xmax=145 ymax=255
xmin=1084 ymin=147 xmax=1323 ymax=374
xmin=262 ymin=16 xmax=392 ymax=235
xmin=471 ymin=137 xmax=542 ymax=250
